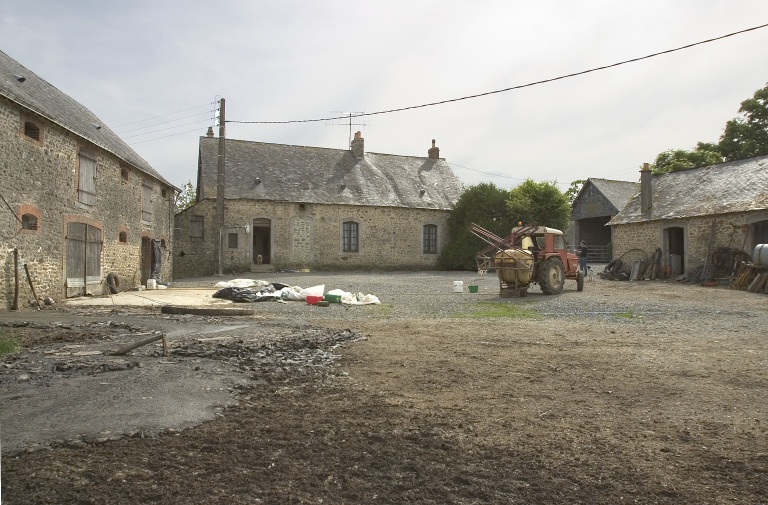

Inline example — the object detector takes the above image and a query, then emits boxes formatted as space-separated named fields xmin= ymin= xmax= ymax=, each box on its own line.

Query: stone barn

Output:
xmin=0 ymin=50 xmax=177 ymax=309
xmin=609 ymin=157 xmax=768 ymax=275
xmin=570 ymin=178 xmax=639 ymax=261
xmin=173 ymin=132 xmax=463 ymax=277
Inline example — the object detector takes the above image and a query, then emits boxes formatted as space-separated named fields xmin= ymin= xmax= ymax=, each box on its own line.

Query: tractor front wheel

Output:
xmin=538 ymin=257 xmax=566 ymax=295
xmin=576 ymin=269 xmax=584 ymax=292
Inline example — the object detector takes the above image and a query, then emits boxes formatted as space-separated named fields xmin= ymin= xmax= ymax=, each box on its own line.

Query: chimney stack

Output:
xmin=351 ymin=131 xmax=364 ymax=159
xmin=428 ymin=139 xmax=440 ymax=159
xmin=640 ymin=163 xmax=652 ymax=215
xmin=206 ymin=126 xmax=214 ymax=137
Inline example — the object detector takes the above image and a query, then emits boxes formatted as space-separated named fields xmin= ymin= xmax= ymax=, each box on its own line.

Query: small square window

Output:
xmin=228 ymin=232 xmax=238 ymax=249
xmin=22 ymin=213 xmax=38 ymax=230
xmin=24 ymin=121 xmax=41 ymax=141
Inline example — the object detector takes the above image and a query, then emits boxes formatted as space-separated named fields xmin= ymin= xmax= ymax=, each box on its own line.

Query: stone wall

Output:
xmin=173 ymin=199 xmax=451 ymax=277
xmin=0 ymin=97 xmax=174 ymax=309
xmin=611 ymin=210 xmax=768 ymax=274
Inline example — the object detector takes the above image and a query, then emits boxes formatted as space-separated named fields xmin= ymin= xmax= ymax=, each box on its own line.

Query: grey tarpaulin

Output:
xmin=151 ymin=239 xmax=162 ymax=281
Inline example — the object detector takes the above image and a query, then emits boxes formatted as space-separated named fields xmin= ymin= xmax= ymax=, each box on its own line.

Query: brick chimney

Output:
xmin=350 ymin=131 xmax=364 ymax=159
xmin=206 ymin=126 xmax=214 ymax=137
xmin=428 ymin=139 xmax=440 ymax=159
xmin=640 ymin=162 xmax=652 ymax=216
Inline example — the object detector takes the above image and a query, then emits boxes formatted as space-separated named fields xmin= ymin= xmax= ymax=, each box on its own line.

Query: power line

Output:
xmin=114 ymin=102 xmax=215 ymax=127
xmin=448 ymin=162 xmax=525 ymax=181
xmin=128 ymin=127 xmax=209 ymax=145
xmin=116 ymin=110 xmax=214 ymax=134
xmin=227 ymin=22 xmax=768 ymax=125
xmin=121 ymin=119 xmax=214 ymax=139
xmin=449 ymin=162 xmax=575 ymax=188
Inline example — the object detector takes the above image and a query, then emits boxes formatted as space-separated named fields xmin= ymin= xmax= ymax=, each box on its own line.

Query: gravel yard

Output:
xmin=1 ymin=271 xmax=767 ymax=504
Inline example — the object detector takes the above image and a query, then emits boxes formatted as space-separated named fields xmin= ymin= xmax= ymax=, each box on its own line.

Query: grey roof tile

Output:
xmin=198 ymin=137 xmax=464 ymax=209
xmin=588 ymin=178 xmax=640 ymax=212
xmin=0 ymin=50 xmax=175 ymax=190
xmin=611 ymin=155 xmax=768 ymax=224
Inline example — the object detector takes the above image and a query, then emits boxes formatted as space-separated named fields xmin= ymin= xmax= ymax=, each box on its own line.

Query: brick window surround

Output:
xmin=17 ymin=204 xmax=41 ymax=233
xmin=21 ymin=118 xmax=44 ymax=145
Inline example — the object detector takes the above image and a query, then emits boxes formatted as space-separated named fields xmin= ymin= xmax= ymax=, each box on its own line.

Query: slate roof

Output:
xmin=573 ymin=178 xmax=639 ymax=217
xmin=0 ymin=50 xmax=175 ymax=190
xmin=610 ymin=155 xmax=768 ymax=225
xmin=198 ymin=137 xmax=464 ymax=210
xmin=588 ymin=178 xmax=639 ymax=212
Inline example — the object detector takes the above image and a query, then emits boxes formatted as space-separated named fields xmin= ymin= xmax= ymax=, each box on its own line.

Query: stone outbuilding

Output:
xmin=0 ymin=50 xmax=177 ymax=309
xmin=173 ymin=132 xmax=463 ymax=277
xmin=569 ymin=178 xmax=639 ymax=261
xmin=609 ymin=156 xmax=768 ymax=275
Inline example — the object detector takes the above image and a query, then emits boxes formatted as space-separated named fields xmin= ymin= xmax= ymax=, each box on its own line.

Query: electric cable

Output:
xmin=114 ymin=102 xmax=215 ymax=127
xmin=116 ymin=110 xmax=215 ymax=134
xmin=122 ymin=119 xmax=215 ymax=139
xmin=128 ymin=127 xmax=209 ymax=145
xmin=227 ymin=22 xmax=768 ymax=125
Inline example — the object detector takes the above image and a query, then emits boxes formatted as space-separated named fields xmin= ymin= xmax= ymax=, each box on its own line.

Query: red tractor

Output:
xmin=469 ymin=222 xmax=583 ymax=297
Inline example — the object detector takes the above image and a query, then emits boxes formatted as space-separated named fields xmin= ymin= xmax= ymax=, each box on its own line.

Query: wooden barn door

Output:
xmin=66 ymin=223 xmax=102 ymax=297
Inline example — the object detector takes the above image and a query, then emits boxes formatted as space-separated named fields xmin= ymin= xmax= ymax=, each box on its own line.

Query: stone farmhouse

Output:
xmin=173 ymin=132 xmax=463 ymax=277
xmin=569 ymin=178 xmax=639 ymax=261
xmin=0 ymin=50 xmax=177 ymax=309
xmin=609 ymin=156 xmax=768 ymax=275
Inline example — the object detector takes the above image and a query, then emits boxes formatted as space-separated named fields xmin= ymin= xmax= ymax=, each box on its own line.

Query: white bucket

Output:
xmin=453 ymin=280 xmax=463 ymax=293
xmin=146 ymin=279 xmax=157 ymax=290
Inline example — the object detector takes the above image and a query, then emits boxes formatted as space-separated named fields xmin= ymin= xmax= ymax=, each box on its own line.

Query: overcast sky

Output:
xmin=2 ymin=1 xmax=768 ymax=191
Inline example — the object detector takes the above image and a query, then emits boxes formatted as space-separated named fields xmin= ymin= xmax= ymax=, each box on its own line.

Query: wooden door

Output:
xmin=66 ymin=223 xmax=102 ymax=297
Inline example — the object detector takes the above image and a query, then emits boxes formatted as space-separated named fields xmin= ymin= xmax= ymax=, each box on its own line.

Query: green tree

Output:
xmin=565 ymin=179 xmax=586 ymax=204
xmin=175 ymin=181 xmax=196 ymax=211
xmin=437 ymin=183 xmax=514 ymax=271
xmin=718 ymin=82 xmax=768 ymax=161
xmin=649 ymin=82 xmax=768 ymax=171
xmin=651 ymin=142 xmax=723 ymax=174
xmin=506 ymin=179 xmax=571 ymax=231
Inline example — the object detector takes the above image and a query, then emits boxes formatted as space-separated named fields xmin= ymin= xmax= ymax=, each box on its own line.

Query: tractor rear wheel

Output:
xmin=538 ymin=257 xmax=565 ymax=295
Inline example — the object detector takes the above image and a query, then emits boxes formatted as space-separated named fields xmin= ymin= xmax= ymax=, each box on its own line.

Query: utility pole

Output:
xmin=216 ymin=98 xmax=226 ymax=276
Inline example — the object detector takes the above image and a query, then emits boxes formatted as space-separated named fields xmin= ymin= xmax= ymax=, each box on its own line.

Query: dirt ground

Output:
xmin=1 ymin=274 xmax=767 ymax=504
